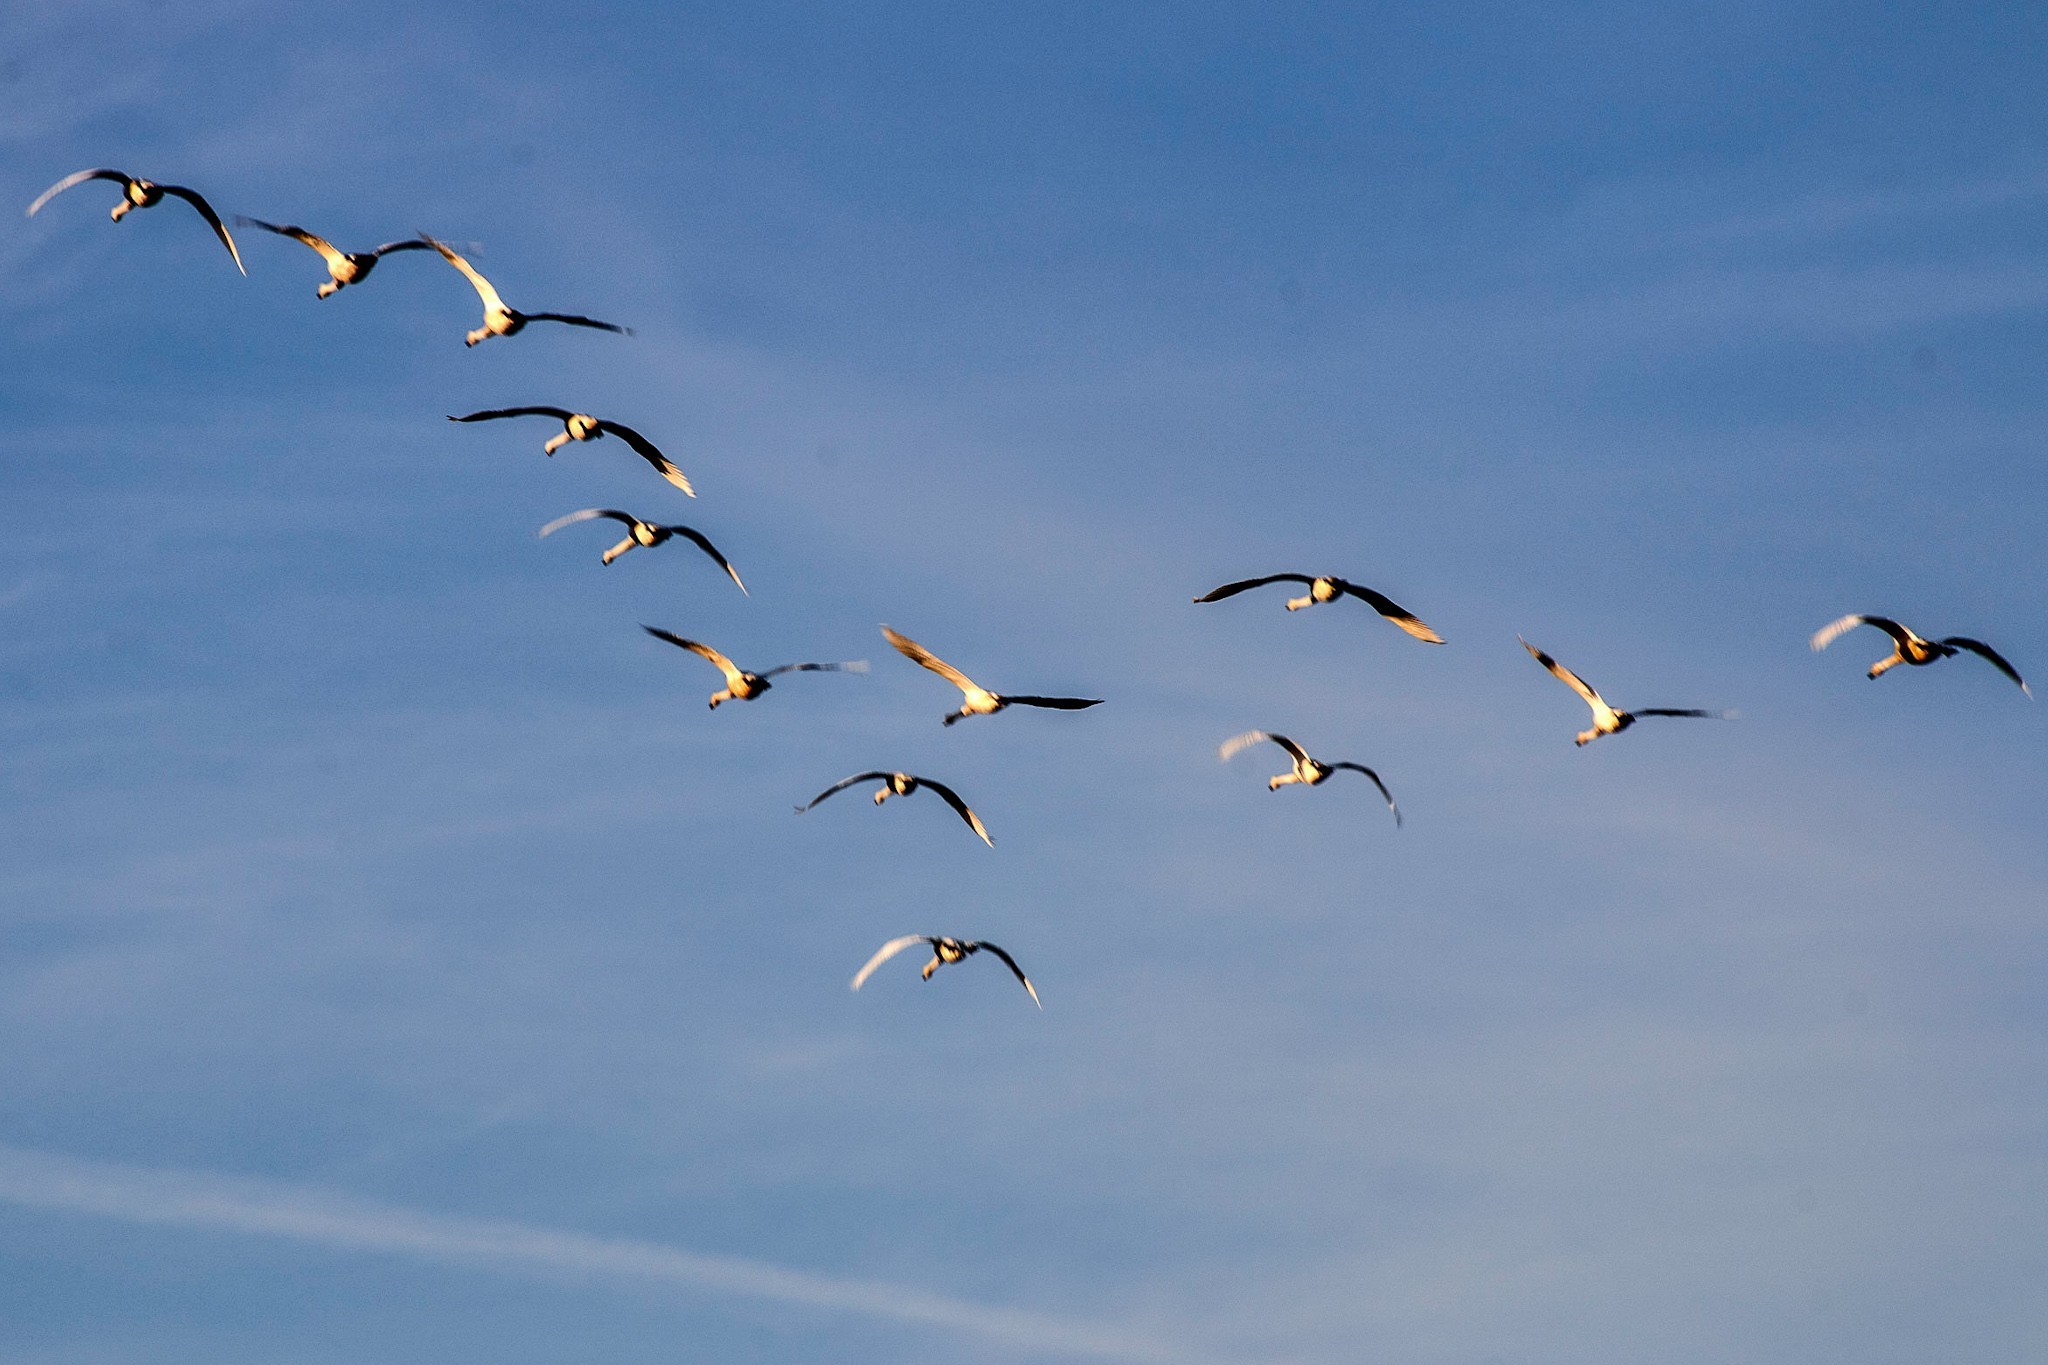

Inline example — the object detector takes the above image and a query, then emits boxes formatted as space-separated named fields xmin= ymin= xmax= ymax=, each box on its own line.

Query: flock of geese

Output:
xmin=25 ymin=165 xmax=2035 ymax=1010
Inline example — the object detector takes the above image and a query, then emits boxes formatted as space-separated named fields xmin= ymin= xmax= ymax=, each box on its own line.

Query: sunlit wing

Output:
xmin=850 ymin=935 xmax=931 ymax=992
xmin=641 ymin=626 xmax=738 ymax=679
xmin=25 ymin=168 xmax=126 ymax=217
xmin=1810 ymin=613 xmax=1905 ymax=652
xmin=1220 ymin=730 xmax=1303 ymax=763
xmin=422 ymin=233 xmax=505 ymax=312
xmin=538 ymin=508 xmax=635 ymax=538
xmin=882 ymin=626 xmax=976 ymax=692
xmin=238 ymin=217 xmax=345 ymax=268
xmin=1520 ymin=636 xmax=1604 ymax=710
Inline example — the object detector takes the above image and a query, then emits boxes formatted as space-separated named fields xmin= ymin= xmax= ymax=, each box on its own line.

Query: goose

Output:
xmin=27 ymin=168 xmax=244 ymax=274
xmin=1194 ymin=574 xmax=1442 ymax=642
xmin=420 ymin=234 xmax=629 ymax=346
xmin=642 ymin=626 xmax=864 ymax=708
xmin=1810 ymin=614 xmax=2029 ymax=697
xmin=795 ymin=772 xmax=992 ymax=847
xmin=451 ymin=409 xmax=693 ymax=495
xmin=1219 ymin=730 xmax=1401 ymax=824
xmin=539 ymin=509 xmax=743 ymax=590
xmin=850 ymin=935 xmax=1040 ymax=1008
xmin=1521 ymin=637 xmax=1731 ymax=746
xmin=881 ymin=625 xmax=1103 ymax=726
xmin=235 ymin=217 xmax=432 ymax=296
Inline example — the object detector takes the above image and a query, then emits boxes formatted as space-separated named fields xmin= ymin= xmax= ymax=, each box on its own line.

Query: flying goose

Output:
xmin=881 ymin=625 xmax=1103 ymax=726
xmin=796 ymin=772 xmax=992 ymax=847
xmin=1521 ymin=637 xmax=1731 ymax=746
xmin=27 ymin=168 xmax=244 ymax=274
xmin=850 ymin=935 xmax=1040 ymax=1008
xmin=642 ymin=626 xmax=865 ymax=708
xmin=1194 ymin=574 xmax=1443 ymax=642
xmin=1810 ymin=614 xmax=2030 ymax=697
xmin=235 ymin=217 xmax=432 ymax=296
xmin=539 ymin=509 xmax=743 ymax=590
xmin=420 ymin=234 xmax=629 ymax=346
xmin=1219 ymin=730 xmax=1401 ymax=824
xmin=451 ymin=408 xmax=693 ymax=495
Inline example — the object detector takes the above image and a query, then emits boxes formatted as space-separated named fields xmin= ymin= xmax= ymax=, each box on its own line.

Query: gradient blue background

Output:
xmin=2 ymin=2 xmax=2044 ymax=1361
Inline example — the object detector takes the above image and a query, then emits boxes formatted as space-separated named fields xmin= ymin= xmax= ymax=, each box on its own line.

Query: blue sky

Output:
xmin=2 ymin=2 xmax=2044 ymax=1361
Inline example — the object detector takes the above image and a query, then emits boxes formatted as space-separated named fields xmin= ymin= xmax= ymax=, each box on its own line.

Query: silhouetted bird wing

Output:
xmin=369 ymin=237 xmax=435 ymax=258
xmin=882 ymin=626 xmax=977 ymax=693
xmin=796 ymin=773 xmax=893 ymax=814
xmin=665 ymin=525 xmax=745 ymax=594
xmin=1001 ymin=695 xmax=1103 ymax=711
xmin=157 ymin=184 xmax=243 ymax=273
xmin=1332 ymin=580 xmax=1444 ymax=643
xmin=594 ymin=420 xmax=691 ymax=495
xmin=968 ymin=941 xmax=1041 ymax=1008
xmin=26 ymin=168 xmax=128 ymax=217
xmin=759 ymin=660 xmax=868 ymax=680
xmin=917 ymin=777 xmax=994 ymax=848
xmin=1941 ymin=637 xmax=2031 ymax=696
xmin=1810 ymin=614 xmax=1909 ymax=652
xmin=1192 ymin=573 xmax=1313 ymax=603
xmin=1330 ymin=762 xmax=1401 ymax=825
xmin=850 ymin=935 xmax=935 ymax=992
xmin=1521 ymin=636 xmax=1606 ymax=711
xmin=538 ymin=508 xmax=637 ymax=537
xmin=450 ymin=406 xmax=574 ymax=424
xmin=525 ymin=312 xmax=631 ymax=335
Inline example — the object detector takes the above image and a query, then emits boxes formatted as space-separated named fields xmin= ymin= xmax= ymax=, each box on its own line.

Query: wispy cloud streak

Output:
xmin=0 ymin=1142 xmax=1190 ymax=1363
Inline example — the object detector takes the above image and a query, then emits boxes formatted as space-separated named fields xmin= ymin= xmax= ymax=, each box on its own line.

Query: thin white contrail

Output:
xmin=0 ymin=1143 xmax=1189 ymax=1363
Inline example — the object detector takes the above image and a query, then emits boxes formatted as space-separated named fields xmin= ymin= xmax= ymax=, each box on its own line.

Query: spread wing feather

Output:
xmin=27 ymin=168 xmax=128 ymax=217
xmin=1942 ymin=637 xmax=2031 ymax=696
xmin=1192 ymin=574 xmax=1312 ymax=603
xmin=882 ymin=626 xmax=976 ymax=692
xmin=850 ymin=935 xmax=933 ymax=992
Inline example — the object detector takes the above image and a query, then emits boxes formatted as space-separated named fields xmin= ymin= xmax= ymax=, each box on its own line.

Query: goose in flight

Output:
xmin=881 ymin=625 xmax=1103 ymax=726
xmin=1810 ymin=614 xmax=2029 ymax=697
xmin=850 ymin=935 xmax=1039 ymax=1008
xmin=642 ymin=626 xmax=864 ymax=708
xmin=420 ymin=234 xmax=629 ymax=346
xmin=1193 ymin=574 xmax=1443 ymax=642
xmin=27 ymin=168 xmax=244 ymax=274
xmin=796 ymin=772 xmax=993 ymax=847
xmin=235 ymin=217 xmax=431 ymax=296
xmin=539 ymin=509 xmax=743 ymax=590
xmin=451 ymin=408 xmax=693 ymax=495
xmin=1521 ymin=637 xmax=1731 ymax=746
xmin=1219 ymin=730 xmax=1401 ymax=825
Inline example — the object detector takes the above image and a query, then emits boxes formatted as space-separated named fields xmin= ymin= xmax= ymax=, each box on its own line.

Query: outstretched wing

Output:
xmin=526 ymin=312 xmax=631 ymax=335
xmin=1520 ymin=636 xmax=1604 ymax=710
xmin=1941 ymin=638 xmax=2031 ymax=696
xmin=369 ymin=237 xmax=435 ymax=258
xmin=917 ymin=777 xmax=994 ymax=848
xmin=1330 ymin=763 xmax=1402 ymax=826
xmin=1810 ymin=614 xmax=1907 ymax=652
xmin=26 ymin=168 xmax=127 ymax=217
xmin=1192 ymin=573 xmax=1313 ymax=603
xmin=850 ymin=935 xmax=933 ymax=992
xmin=969 ymin=942 xmax=1042 ymax=1009
xmin=236 ymin=216 xmax=345 ymax=268
xmin=538 ymin=508 xmax=636 ymax=538
xmin=1220 ymin=729 xmax=1305 ymax=763
xmin=640 ymin=625 xmax=738 ymax=678
xmin=160 ymin=184 xmax=243 ymax=274
xmin=1333 ymin=581 xmax=1444 ymax=643
xmin=1001 ymin=695 xmax=1103 ymax=712
xmin=1633 ymin=709 xmax=1734 ymax=724
xmin=795 ymin=772 xmax=892 ymax=814
xmin=420 ymin=233 xmax=505 ymax=312
xmin=881 ymin=626 xmax=976 ymax=692
xmin=759 ymin=659 xmax=869 ymax=680
xmin=667 ymin=525 xmax=746 ymax=595
xmin=596 ymin=421 xmax=692 ymax=496
xmin=450 ymin=407 xmax=575 ymax=424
